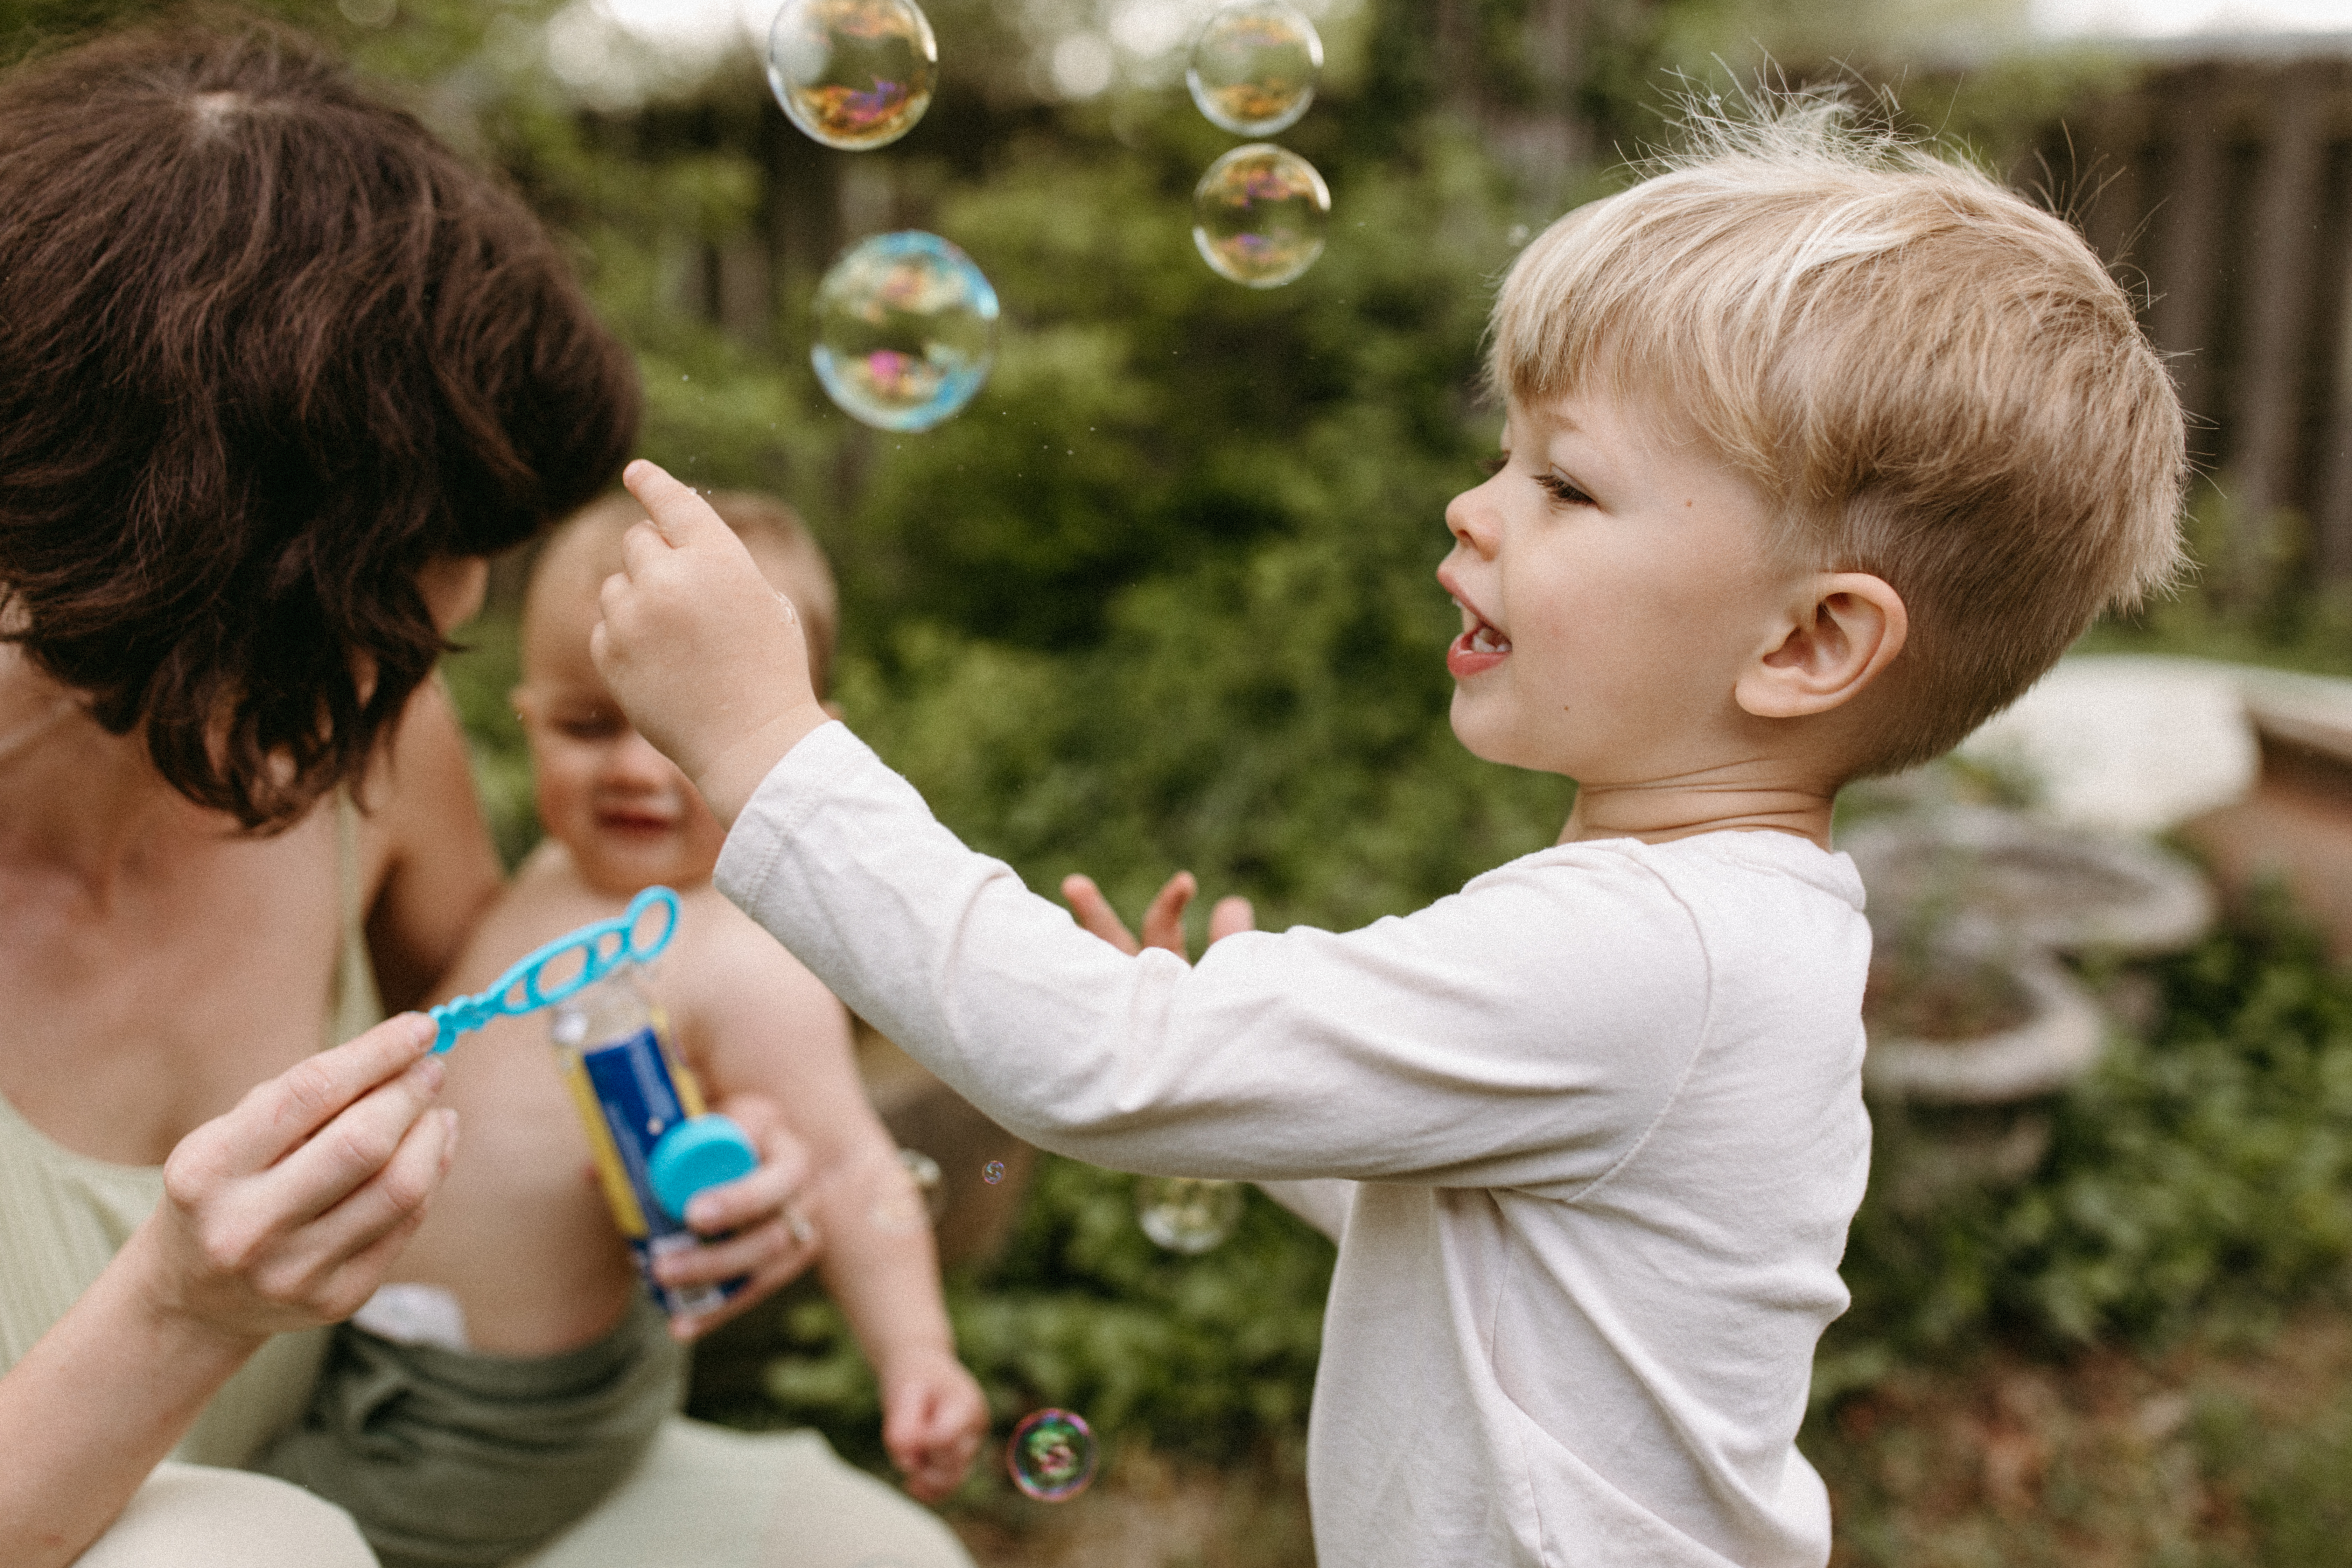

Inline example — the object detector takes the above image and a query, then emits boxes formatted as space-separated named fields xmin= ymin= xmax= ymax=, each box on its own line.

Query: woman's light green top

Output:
xmin=0 ymin=792 xmax=384 ymax=1467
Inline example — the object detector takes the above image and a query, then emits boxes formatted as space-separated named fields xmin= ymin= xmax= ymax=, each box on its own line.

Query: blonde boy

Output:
xmin=591 ymin=106 xmax=2185 ymax=1568
xmin=262 ymin=496 xmax=985 ymax=1568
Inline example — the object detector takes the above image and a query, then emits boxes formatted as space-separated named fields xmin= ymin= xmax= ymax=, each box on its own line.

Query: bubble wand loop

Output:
xmin=426 ymin=886 xmax=681 ymax=1054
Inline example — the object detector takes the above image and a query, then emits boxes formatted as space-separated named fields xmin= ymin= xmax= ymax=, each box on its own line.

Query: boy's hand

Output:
xmin=654 ymin=1094 xmax=822 ymax=1342
xmin=1061 ymin=870 xmax=1255 ymax=961
xmin=879 ymin=1346 xmax=989 ymax=1502
xmin=592 ymin=460 xmax=831 ymax=825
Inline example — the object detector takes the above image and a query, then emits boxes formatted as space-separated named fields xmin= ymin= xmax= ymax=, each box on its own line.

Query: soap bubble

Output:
xmin=1007 ymin=1408 xmax=1097 ymax=1501
xmin=1192 ymin=144 xmax=1330 ymax=289
xmin=1135 ymin=1176 xmax=1244 ymax=1254
xmin=982 ymin=1159 xmax=1006 ymax=1184
xmin=767 ymin=0 xmax=938 ymax=151
xmin=811 ymin=232 xmax=999 ymax=432
xmin=1187 ymin=0 xmax=1322 ymax=137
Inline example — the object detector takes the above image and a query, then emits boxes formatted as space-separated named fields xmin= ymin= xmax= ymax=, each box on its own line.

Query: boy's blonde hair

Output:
xmin=536 ymin=491 xmax=840 ymax=698
xmin=1489 ymin=95 xmax=2187 ymax=776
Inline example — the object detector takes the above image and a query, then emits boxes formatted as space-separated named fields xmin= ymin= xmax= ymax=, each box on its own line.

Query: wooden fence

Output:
xmin=2054 ymin=50 xmax=2352 ymax=583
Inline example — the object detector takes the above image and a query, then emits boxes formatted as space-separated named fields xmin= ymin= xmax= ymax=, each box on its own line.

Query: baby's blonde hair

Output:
xmin=534 ymin=491 xmax=840 ymax=698
xmin=1489 ymin=93 xmax=2187 ymax=776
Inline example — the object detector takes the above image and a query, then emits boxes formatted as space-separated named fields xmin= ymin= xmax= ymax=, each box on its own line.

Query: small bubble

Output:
xmin=1193 ymin=144 xmax=1330 ymax=289
xmin=810 ymin=231 xmax=999 ymax=432
xmin=1506 ymin=223 xmax=1531 ymax=246
xmin=1135 ymin=1176 xmax=1243 ymax=1254
xmin=982 ymin=1160 xmax=1006 ymax=1185
xmin=1007 ymin=1408 xmax=1097 ymax=1501
xmin=1187 ymin=0 xmax=1321 ymax=138
xmin=767 ymin=0 xmax=938 ymax=152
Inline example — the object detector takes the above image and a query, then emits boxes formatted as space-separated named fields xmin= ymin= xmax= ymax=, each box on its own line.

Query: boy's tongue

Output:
xmin=1447 ymin=624 xmax=1511 ymax=679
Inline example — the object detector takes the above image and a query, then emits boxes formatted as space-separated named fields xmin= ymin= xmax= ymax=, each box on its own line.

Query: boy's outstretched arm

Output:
xmin=591 ymin=460 xmax=830 ymax=824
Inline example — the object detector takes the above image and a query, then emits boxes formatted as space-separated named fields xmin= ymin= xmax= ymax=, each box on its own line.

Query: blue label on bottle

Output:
xmin=579 ymin=1026 xmax=745 ymax=1318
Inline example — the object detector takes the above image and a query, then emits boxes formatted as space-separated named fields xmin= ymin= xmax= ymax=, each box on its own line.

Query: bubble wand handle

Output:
xmin=426 ymin=885 xmax=682 ymax=1054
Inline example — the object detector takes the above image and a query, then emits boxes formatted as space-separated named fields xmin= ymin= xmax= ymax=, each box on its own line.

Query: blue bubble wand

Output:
xmin=426 ymin=885 xmax=682 ymax=1054
xmin=424 ymin=884 xmax=760 ymax=1224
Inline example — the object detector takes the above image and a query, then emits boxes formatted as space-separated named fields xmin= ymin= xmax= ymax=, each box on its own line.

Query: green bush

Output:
xmin=738 ymin=1160 xmax=1335 ymax=1484
xmin=1822 ymin=885 xmax=2352 ymax=1400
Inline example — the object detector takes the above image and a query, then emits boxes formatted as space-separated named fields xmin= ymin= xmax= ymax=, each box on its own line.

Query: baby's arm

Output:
xmin=674 ymin=914 xmax=985 ymax=1500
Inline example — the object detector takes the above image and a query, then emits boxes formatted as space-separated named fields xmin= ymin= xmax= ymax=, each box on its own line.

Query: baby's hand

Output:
xmin=653 ymin=1093 xmax=822 ymax=1342
xmin=591 ymin=460 xmax=831 ymax=824
xmin=879 ymin=1346 xmax=989 ymax=1502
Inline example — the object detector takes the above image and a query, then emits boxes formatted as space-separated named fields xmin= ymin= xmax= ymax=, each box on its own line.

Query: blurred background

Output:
xmin=15 ymin=0 xmax=2352 ymax=1560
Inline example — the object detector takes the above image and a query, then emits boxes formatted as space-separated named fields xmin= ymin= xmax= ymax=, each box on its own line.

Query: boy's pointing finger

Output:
xmin=622 ymin=458 xmax=724 ymax=547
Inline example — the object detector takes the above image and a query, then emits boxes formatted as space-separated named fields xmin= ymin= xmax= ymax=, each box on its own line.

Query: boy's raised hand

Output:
xmin=592 ymin=460 xmax=832 ymax=825
xmin=1061 ymin=870 xmax=1255 ymax=962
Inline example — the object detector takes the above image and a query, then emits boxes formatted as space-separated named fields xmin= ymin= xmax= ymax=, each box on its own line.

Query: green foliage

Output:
xmin=1823 ymin=889 xmax=2352 ymax=1400
xmin=747 ymin=1161 xmax=1336 ymax=1483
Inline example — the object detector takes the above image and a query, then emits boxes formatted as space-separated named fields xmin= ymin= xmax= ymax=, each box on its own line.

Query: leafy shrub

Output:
xmin=1823 ymin=884 xmax=2352 ymax=1400
xmin=732 ymin=1158 xmax=1335 ymax=1480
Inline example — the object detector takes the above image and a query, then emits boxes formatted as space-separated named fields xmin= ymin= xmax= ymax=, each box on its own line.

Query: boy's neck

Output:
xmin=1559 ymin=780 xmax=1836 ymax=851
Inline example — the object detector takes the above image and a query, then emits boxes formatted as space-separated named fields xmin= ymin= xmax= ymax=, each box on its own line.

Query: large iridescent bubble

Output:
xmin=810 ymin=231 xmax=999 ymax=432
xmin=1007 ymin=1408 xmax=1097 ymax=1502
xmin=1187 ymin=0 xmax=1322 ymax=138
xmin=1192 ymin=143 xmax=1330 ymax=288
xmin=767 ymin=0 xmax=938 ymax=151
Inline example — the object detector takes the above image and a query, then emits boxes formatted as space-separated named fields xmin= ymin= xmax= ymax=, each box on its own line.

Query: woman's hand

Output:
xmin=138 ymin=1011 xmax=459 ymax=1348
xmin=879 ymin=1345 xmax=989 ymax=1502
xmin=1061 ymin=870 xmax=1255 ymax=961
xmin=654 ymin=1092 xmax=822 ymax=1342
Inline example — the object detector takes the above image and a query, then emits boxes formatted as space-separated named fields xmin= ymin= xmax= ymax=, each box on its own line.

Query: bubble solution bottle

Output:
xmin=551 ymin=967 xmax=753 ymax=1321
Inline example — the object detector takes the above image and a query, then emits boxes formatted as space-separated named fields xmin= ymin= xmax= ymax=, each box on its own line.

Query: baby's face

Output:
xmin=516 ymin=579 xmax=727 ymax=897
xmin=1437 ymin=390 xmax=1797 ymax=786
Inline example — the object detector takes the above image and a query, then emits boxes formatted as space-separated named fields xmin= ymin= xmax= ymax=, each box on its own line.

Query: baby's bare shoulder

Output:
xmin=666 ymin=884 xmax=832 ymax=1002
xmin=431 ymin=844 xmax=624 ymax=1002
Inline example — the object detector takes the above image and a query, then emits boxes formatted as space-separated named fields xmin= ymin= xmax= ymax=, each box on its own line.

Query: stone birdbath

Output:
xmin=1841 ymin=807 xmax=2213 ymax=1202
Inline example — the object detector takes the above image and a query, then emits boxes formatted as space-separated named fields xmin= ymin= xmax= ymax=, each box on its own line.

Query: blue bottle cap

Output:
xmin=647 ymin=1114 xmax=760 ymax=1225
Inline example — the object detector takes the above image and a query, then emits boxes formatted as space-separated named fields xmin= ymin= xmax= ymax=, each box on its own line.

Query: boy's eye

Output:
xmin=1480 ymin=455 xmax=1508 ymax=477
xmin=1536 ymin=473 xmax=1595 ymax=507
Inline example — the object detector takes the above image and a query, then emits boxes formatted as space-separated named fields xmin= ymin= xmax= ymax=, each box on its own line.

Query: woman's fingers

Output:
xmin=153 ymin=1036 xmax=458 ymax=1342
xmin=178 ymin=1014 xmax=438 ymax=1182
xmin=1061 ymin=874 xmax=1141 ymax=954
xmin=660 ymin=1206 xmax=818 ymax=1288
xmin=243 ymin=1049 xmax=451 ymax=1230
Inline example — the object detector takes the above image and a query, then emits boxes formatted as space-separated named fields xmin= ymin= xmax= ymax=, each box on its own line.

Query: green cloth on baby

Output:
xmin=253 ymin=1296 xmax=685 ymax=1568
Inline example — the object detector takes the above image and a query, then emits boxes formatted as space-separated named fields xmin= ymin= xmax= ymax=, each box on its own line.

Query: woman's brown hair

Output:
xmin=0 ymin=20 xmax=640 ymax=829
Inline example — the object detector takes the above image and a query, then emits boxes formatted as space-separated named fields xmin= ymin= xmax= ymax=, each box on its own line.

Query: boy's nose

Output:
xmin=1443 ymin=486 xmax=1499 ymax=556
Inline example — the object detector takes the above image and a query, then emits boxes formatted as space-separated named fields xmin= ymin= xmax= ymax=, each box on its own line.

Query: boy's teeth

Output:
xmin=1470 ymin=624 xmax=1510 ymax=653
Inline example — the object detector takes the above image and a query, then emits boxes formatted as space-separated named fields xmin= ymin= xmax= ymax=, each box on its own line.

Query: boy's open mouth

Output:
xmin=1446 ymin=604 xmax=1511 ymax=679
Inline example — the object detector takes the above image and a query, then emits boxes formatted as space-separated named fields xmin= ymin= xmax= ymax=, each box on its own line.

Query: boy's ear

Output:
xmin=1736 ymin=573 xmax=1907 ymax=720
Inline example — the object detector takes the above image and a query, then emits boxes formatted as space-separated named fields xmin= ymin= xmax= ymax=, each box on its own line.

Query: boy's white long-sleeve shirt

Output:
xmin=715 ymin=722 xmax=1872 ymax=1567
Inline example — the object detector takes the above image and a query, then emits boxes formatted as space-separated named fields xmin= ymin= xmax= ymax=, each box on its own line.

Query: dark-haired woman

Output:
xmin=0 ymin=24 xmax=971 ymax=1568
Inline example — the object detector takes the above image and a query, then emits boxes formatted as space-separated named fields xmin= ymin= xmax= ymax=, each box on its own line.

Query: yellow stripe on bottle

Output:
xmin=651 ymin=1004 xmax=710 ymax=1118
xmin=562 ymin=1054 xmax=650 ymax=1238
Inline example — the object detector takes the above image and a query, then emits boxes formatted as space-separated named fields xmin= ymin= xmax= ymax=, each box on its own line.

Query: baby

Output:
xmin=594 ymin=106 xmax=2186 ymax=1568
xmin=260 ymin=494 xmax=986 ymax=1568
